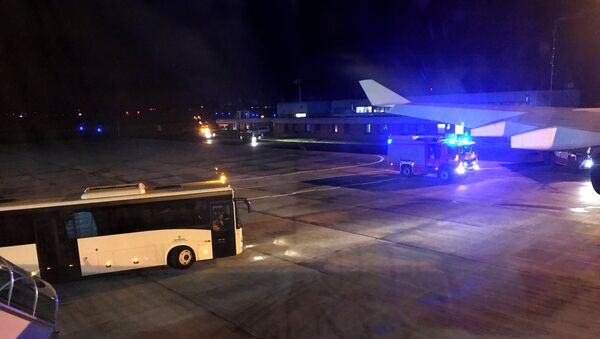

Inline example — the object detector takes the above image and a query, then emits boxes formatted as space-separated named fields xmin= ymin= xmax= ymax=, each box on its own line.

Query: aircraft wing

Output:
xmin=359 ymin=79 xmax=600 ymax=151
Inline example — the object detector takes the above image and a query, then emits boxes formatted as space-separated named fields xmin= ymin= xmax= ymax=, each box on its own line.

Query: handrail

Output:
xmin=0 ymin=265 xmax=15 ymax=305
xmin=32 ymin=275 xmax=39 ymax=317
xmin=0 ymin=256 xmax=58 ymax=327
xmin=44 ymin=278 xmax=60 ymax=325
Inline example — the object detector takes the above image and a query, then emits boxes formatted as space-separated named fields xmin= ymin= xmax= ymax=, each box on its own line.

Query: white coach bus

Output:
xmin=0 ymin=182 xmax=250 ymax=282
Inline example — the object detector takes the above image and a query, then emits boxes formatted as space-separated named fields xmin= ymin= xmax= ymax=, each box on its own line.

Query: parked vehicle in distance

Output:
xmin=554 ymin=148 xmax=594 ymax=170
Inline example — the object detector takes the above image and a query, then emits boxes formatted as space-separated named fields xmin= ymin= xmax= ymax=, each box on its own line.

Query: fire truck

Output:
xmin=387 ymin=134 xmax=479 ymax=182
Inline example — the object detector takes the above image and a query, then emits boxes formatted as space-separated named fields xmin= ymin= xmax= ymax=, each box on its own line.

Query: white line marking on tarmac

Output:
xmin=237 ymin=168 xmax=393 ymax=190
xmin=249 ymin=177 xmax=397 ymax=201
xmin=230 ymin=155 xmax=385 ymax=183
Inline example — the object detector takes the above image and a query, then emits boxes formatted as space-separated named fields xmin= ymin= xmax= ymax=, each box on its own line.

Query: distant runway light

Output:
xmin=284 ymin=249 xmax=299 ymax=257
xmin=253 ymin=256 xmax=264 ymax=261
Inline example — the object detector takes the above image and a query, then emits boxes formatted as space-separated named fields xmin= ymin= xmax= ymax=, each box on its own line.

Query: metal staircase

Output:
xmin=0 ymin=256 xmax=59 ymax=338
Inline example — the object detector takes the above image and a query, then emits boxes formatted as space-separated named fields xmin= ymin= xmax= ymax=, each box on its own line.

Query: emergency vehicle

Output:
xmin=387 ymin=134 xmax=479 ymax=182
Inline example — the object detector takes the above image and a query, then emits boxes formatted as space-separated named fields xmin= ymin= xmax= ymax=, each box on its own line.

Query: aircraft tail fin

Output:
xmin=359 ymin=79 xmax=410 ymax=106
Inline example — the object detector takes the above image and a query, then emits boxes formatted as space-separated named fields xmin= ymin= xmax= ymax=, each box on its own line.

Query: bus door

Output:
xmin=210 ymin=201 xmax=235 ymax=258
xmin=34 ymin=211 xmax=82 ymax=282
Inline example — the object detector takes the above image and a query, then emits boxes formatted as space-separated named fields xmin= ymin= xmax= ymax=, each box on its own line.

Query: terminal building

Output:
xmin=216 ymin=89 xmax=580 ymax=143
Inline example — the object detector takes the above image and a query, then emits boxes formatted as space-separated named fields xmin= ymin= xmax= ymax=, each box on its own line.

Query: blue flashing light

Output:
xmin=96 ymin=126 xmax=103 ymax=134
xmin=387 ymin=137 xmax=393 ymax=145
xmin=78 ymin=124 xmax=85 ymax=132
xmin=445 ymin=133 xmax=473 ymax=146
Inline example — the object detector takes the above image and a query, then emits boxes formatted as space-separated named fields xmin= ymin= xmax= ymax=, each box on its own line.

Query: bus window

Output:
xmin=210 ymin=203 xmax=231 ymax=221
xmin=0 ymin=212 xmax=35 ymax=246
xmin=210 ymin=202 xmax=232 ymax=231
xmin=64 ymin=212 xmax=98 ymax=239
xmin=93 ymin=198 xmax=213 ymax=236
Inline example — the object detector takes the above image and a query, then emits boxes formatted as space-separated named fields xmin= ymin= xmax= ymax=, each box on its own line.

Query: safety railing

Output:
xmin=0 ymin=256 xmax=59 ymax=328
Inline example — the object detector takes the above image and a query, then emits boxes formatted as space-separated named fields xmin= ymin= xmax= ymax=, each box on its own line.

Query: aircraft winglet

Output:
xmin=359 ymin=79 xmax=410 ymax=106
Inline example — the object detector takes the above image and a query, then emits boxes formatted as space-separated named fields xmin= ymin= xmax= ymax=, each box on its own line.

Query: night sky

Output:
xmin=1 ymin=0 xmax=600 ymax=113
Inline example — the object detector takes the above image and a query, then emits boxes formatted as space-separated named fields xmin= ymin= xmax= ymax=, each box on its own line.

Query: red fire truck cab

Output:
xmin=388 ymin=134 xmax=479 ymax=182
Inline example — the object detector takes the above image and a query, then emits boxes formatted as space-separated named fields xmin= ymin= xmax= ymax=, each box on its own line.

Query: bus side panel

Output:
xmin=77 ymin=239 xmax=100 ymax=276
xmin=235 ymin=228 xmax=243 ymax=255
xmin=77 ymin=229 xmax=212 ymax=276
xmin=0 ymin=244 xmax=39 ymax=273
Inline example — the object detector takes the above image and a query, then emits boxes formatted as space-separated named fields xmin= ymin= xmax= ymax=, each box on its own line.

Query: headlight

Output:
xmin=455 ymin=164 xmax=466 ymax=175
xmin=583 ymin=158 xmax=594 ymax=169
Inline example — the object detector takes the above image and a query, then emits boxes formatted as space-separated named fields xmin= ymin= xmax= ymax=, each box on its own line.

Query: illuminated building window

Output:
xmin=355 ymin=106 xmax=372 ymax=113
xmin=437 ymin=123 xmax=446 ymax=134
xmin=365 ymin=124 xmax=372 ymax=134
xmin=333 ymin=124 xmax=339 ymax=133
xmin=305 ymin=124 xmax=311 ymax=132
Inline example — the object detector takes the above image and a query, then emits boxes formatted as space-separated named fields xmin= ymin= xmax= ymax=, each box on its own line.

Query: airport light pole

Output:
xmin=549 ymin=16 xmax=566 ymax=106
xmin=549 ymin=10 xmax=595 ymax=106
xmin=294 ymin=79 xmax=302 ymax=103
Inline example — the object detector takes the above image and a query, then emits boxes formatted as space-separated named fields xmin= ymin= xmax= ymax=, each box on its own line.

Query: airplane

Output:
xmin=359 ymin=79 xmax=600 ymax=194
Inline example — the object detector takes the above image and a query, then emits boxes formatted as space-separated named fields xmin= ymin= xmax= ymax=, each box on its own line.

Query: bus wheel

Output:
xmin=591 ymin=163 xmax=600 ymax=194
xmin=168 ymin=246 xmax=196 ymax=269
xmin=400 ymin=165 xmax=413 ymax=177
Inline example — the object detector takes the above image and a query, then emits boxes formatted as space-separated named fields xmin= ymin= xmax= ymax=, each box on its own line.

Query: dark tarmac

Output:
xmin=2 ymin=138 xmax=600 ymax=338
